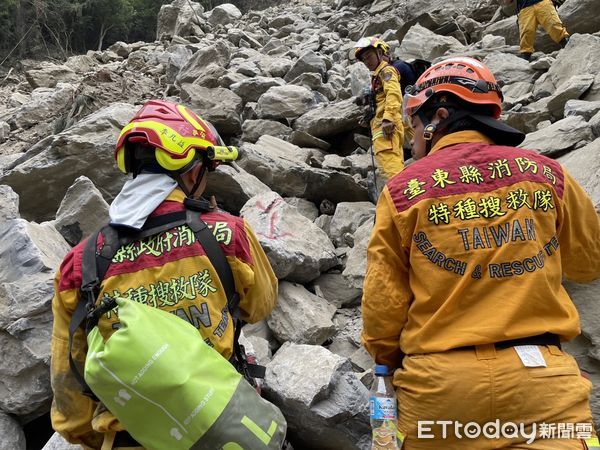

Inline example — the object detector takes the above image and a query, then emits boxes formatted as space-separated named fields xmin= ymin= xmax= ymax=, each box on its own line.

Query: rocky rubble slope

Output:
xmin=0 ymin=0 xmax=599 ymax=448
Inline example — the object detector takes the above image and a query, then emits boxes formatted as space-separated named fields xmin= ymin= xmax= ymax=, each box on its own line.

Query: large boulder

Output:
xmin=204 ymin=165 xmax=272 ymax=215
xmin=41 ymin=432 xmax=81 ymax=450
xmin=267 ymin=282 xmax=337 ymax=345
xmin=11 ymin=83 xmax=77 ymax=130
xmin=176 ymin=41 xmax=231 ymax=85
xmin=180 ymin=84 xmax=243 ymax=135
xmin=208 ymin=3 xmax=242 ymax=26
xmin=230 ymin=77 xmax=286 ymax=104
xmin=483 ymin=52 xmax=536 ymax=86
xmin=398 ymin=24 xmax=466 ymax=60
xmin=557 ymin=138 xmax=600 ymax=207
xmin=256 ymin=85 xmax=320 ymax=120
xmin=311 ymin=273 xmax=362 ymax=308
xmin=342 ymin=219 xmax=374 ymax=290
xmin=51 ymin=176 xmax=110 ymax=246
xmin=545 ymin=34 xmax=600 ymax=102
xmin=546 ymin=74 xmax=595 ymax=119
xmin=264 ymin=343 xmax=370 ymax=449
xmin=293 ymin=98 xmax=363 ymax=139
xmin=520 ymin=115 xmax=594 ymax=156
xmin=241 ymin=191 xmax=337 ymax=283
xmin=329 ymin=202 xmax=375 ymax=246
xmin=284 ymin=51 xmax=328 ymax=83
xmin=0 ymin=103 xmax=137 ymax=222
xmin=241 ymin=119 xmax=292 ymax=143
xmin=156 ymin=0 xmax=204 ymax=39
xmin=238 ymin=136 xmax=369 ymax=204
xmin=0 ymin=218 xmax=70 ymax=416
xmin=0 ymin=185 xmax=20 ymax=224
xmin=0 ymin=412 xmax=26 ymax=450
xmin=24 ymin=63 xmax=78 ymax=89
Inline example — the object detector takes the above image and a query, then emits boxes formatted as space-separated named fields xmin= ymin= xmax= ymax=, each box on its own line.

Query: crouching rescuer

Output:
xmin=361 ymin=56 xmax=600 ymax=449
xmin=50 ymin=100 xmax=283 ymax=449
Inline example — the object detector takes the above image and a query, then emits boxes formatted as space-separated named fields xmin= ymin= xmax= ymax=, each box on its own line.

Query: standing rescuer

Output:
xmin=50 ymin=100 xmax=278 ymax=450
xmin=354 ymin=36 xmax=405 ymax=180
xmin=508 ymin=0 xmax=570 ymax=60
xmin=361 ymin=56 xmax=600 ymax=449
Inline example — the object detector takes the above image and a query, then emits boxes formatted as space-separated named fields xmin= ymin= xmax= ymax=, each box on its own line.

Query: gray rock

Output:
xmin=238 ymin=136 xmax=369 ymax=205
xmin=502 ymin=81 xmax=534 ymax=107
xmin=288 ymin=130 xmax=331 ymax=151
xmin=565 ymin=280 xmax=600 ymax=360
xmin=52 ymin=176 xmax=110 ymax=245
xmin=503 ymin=103 xmax=553 ymax=135
xmin=264 ymin=342 xmax=370 ymax=450
xmin=342 ymin=219 xmax=373 ymax=290
xmin=256 ymin=85 xmax=319 ymax=120
xmin=362 ymin=15 xmax=404 ymax=39
xmin=0 ymin=121 xmax=10 ymax=145
xmin=591 ymin=111 xmax=600 ymax=139
xmin=24 ymin=63 xmax=78 ymax=89
xmin=208 ymin=3 xmax=242 ymax=26
xmin=11 ymin=83 xmax=76 ymax=130
xmin=176 ymin=40 xmax=231 ymax=84
xmin=0 ymin=412 xmax=25 ymax=450
xmin=546 ymin=74 xmax=595 ymax=119
xmin=329 ymin=202 xmax=375 ymax=246
xmin=41 ymin=432 xmax=81 ymax=450
xmin=480 ymin=34 xmax=506 ymax=48
xmin=564 ymin=100 xmax=600 ymax=121
xmin=483 ymin=52 xmax=536 ymax=86
xmin=311 ymin=273 xmax=362 ymax=308
xmin=241 ymin=191 xmax=337 ymax=283
xmin=546 ymin=34 xmax=600 ymax=102
xmin=64 ymin=55 xmax=97 ymax=73
xmin=520 ymin=115 xmax=594 ymax=156
xmin=398 ymin=24 xmax=466 ymax=60
xmin=156 ymin=0 xmax=204 ymax=39
xmin=349 ymin=62 xmax=371 ymax=97
xmin=204 ymin=165 xmax=272 ymax=215
xmin=267 ymin=282 xmax=337 ymax=345
xmin=284 ymin=197 xmax=319 ymax=221
xmin=558 ymin=138 xmax=600 ymax=207
xmin=241 ymin=119 xmax=292 ymax=143
xmin=180 ymin=84 xmax=243 ymax=135
xmin=483 ymin=17 xmax=519 ymax=48
xmin=230 ymin=76 xmax=286 ymax=104
xmin=284 ymin=51 xmax=327 ymax=83
xmin=557 ymin=0 xmax=600 ymax=37
xmin=294 ymin=98 xmax=362 ymax=139
xmin=107 ymin=41 xmax=132 ymax=58
xmin=0 ymin=219 xmax=70 ymax=416
xmin=0 ymin=103 xmax=137 ymax=222
xmin=0 ymin=185 xmax=19 ymax=224
xmin=315 ymin=214 xmax=333 ymax=236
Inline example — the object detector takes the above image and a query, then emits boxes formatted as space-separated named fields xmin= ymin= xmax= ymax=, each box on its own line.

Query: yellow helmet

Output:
xmin=353 ymin=36 xmax=390 ymax=60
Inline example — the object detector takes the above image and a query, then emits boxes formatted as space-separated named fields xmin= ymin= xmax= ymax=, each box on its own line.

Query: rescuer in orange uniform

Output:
xmin=361 ymin=56 xmax=600 ymax=449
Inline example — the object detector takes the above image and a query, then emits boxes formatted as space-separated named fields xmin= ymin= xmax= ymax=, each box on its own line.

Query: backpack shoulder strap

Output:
xmin=186 ymin=209 xmax=265 ymax=380
xmin=186 ymin=209 xmax=240 ymax=319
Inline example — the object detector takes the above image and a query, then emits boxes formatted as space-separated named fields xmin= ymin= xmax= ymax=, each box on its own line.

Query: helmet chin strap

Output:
xmin=418 ymin=108 xmax=471 ymax=155
xmin=170 ymin=159 xmax=208 ymax=199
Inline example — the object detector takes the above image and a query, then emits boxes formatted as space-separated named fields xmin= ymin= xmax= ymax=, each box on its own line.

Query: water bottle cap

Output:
xmin=374 ymin=364 xmax=389 ymax=376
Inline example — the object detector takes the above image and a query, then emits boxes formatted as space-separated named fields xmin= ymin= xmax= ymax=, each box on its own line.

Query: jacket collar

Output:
xmin=429 ymin=130 xmax=495 ymax=155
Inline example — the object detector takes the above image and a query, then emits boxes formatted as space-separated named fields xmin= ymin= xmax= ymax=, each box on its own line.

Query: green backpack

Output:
xmin=68 ymin=207 xmax=287 ymax=450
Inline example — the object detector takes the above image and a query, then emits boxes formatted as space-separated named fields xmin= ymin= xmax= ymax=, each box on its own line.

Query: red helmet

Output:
xmin=403 ymin=57 xmax=503 ymax=119
xmin=115 ymin=100 xmax=223 ymax=174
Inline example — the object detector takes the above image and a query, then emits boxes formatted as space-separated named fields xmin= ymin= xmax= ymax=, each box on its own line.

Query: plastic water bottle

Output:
xmin=370 ymin=364 xmax=399 ymax=450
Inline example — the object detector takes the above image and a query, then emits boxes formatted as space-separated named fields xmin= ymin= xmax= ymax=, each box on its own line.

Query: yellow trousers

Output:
xmin=518 ymin=0 xmax=569 ymax=54
xmin=372 ymin=125 xmax=405 ymax=180
xmin=394 ymin=344 xmax=595 ymax=449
